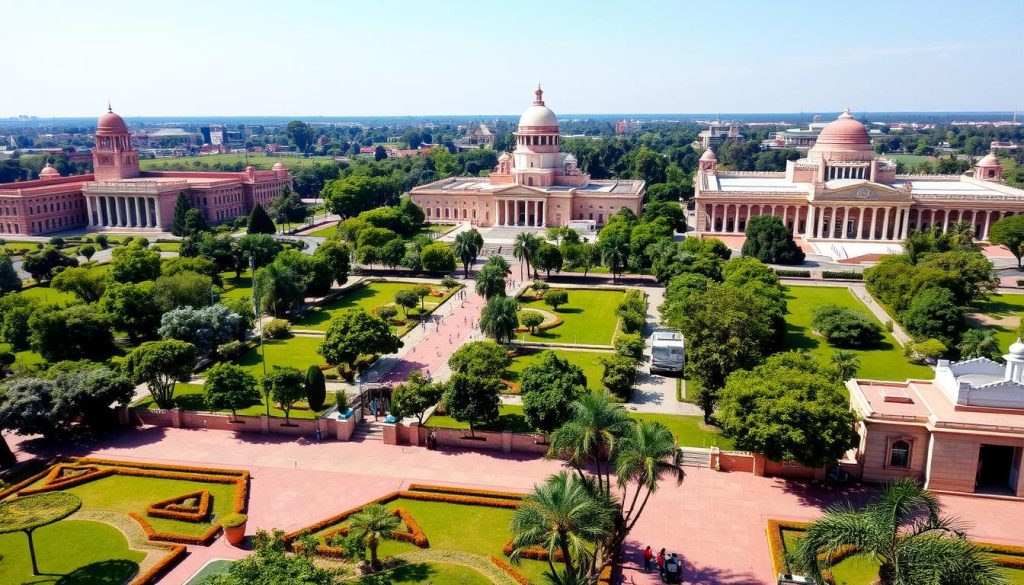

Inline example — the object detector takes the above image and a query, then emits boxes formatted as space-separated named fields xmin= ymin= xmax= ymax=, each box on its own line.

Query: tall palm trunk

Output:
xmin=0 ymin=434 xmax=15 ymax=468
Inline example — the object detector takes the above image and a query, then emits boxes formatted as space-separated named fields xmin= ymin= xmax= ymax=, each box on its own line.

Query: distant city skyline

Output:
xmin=4 ymin=0 xmax=1023 ymax=118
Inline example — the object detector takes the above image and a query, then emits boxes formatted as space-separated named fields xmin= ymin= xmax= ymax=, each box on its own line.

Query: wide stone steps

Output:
xmin=678 ymin=447 xmax=712 ymax=468
xmin=351 ymin=421 xmax=384 ymax=442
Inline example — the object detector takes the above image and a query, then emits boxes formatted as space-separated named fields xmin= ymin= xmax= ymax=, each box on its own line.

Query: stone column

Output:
xmin=806 ymin=205 xmax=816 ymax=238
xmin=881 ymin=208 xmax=891 ymax=240
xmin=817 ymin=206 xmax=827 ymax=239
xmin=898 ymin=209 xmax=908 ymax=239
xmin=733 ymin=204 xmax=740 ymax=233
xmin=708 ymin=205 xmax=716 ymax=232
xmin=539 ymin=201 xmax=545 ymax=226
xmin=854 ymin=208 xmax=864 ymax=240
xmin=842 ymin=207 xmax=850 ymax=239
xmin=140 ymin=198 xmax=149 ymax=227
xmin=869 ymin=208 xmax=879 ymax=241
xmin=942 ymin=210 xmax=950 ymax=233
xmin=115 ymin=197 xmax=124 ymax=227
xmin=154 ymin=198 xmax=163 ymax=229
xmin=983 ymin=210 xmax=992 ymax=240
xmin=84 ymin=196 xmax=94 ymax=227
xmin=106 ymin=197 xmax=116 ymax=227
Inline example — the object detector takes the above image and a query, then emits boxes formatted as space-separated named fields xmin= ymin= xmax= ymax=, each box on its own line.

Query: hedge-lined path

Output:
xmin=630 ymin=285 xmax=702 ymax=416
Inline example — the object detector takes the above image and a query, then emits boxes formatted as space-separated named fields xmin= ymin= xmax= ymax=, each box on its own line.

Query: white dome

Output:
xmin=1010 ymin=339 xmax=1024 ymax=357
xmin=519 ymin=104 xmax=558 ymax=128
xmin=498 ymin=152 xmax=511 ymax=162
xmin=564 ymin=153 xmax=577 ymax=162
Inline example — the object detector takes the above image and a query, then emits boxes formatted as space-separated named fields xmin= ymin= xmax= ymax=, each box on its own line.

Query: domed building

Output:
xmin=410 ymin=86 xmax=644 ymax=229
xmin=694 ymin=108 xmax=1024 ymax=254
xmin=0 ymin=106 xmax=292 ymax=235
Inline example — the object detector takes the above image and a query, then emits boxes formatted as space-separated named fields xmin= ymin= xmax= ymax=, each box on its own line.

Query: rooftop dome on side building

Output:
xmin=977 ymin=152 xmax=1001 ymax=167
xmin=271 ymin=162 xmax=287 ymax=171
xmin=39 ymin=162 xmax=60 ymax=179
xmin=518 ymin=85 xmax=558 ymax=129
xmin=700 ymin=149 xmax=717 ymax=161
xmin=96 ymin=104 xmax=129 ymax=135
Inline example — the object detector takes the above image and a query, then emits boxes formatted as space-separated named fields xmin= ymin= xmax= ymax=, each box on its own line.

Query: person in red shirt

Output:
xmin=642 ymin=545 xmax=654 ymax=571
xmin=656 ymin=548 xmax=666 ymax=578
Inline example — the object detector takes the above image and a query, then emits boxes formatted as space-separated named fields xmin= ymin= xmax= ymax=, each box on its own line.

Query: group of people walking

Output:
xmin=643 ymin=546 xmax=684 ymax=583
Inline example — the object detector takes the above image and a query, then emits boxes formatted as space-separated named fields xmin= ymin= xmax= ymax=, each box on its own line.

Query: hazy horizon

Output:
xmin=4 ymin=0 xmax=1022 ymax=118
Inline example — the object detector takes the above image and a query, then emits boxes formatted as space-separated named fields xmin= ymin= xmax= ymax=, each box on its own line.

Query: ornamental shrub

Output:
xmin=821 ymin=270 xmax=863 ymax=280
xmin=262 ymin=318 xmax=291 ymax=339
xmin=305 ymin=365 xmax=327 ymax=411
xmin=543 ymin=289 xmax=568 ymax=310
xmin=519 ymin=311 xmax=544 ymax=333
xmin=810 ymin=304 xmax=884 ymax=348
xmin=220 ymin=512 xmax=247 ymax=528
xmin=774 ymin=269 xmax=810 ymax=278
xmin=614 ymin=332 xmax=645 ymax=359
xmin=218 ymin=340 xmax=246 ymax=360
xmin=375 ymin=304 xmax=399 ymax=322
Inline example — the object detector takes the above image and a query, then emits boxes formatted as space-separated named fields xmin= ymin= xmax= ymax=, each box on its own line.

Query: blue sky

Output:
xmin=4 ymin=0 xmax=1022 ymax=117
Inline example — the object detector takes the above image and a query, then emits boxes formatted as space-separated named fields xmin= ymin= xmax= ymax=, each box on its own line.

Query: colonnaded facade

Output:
xmin=694 ymin=108 xmax=1024 ymax=243
xmin=410 ymin=87 xmax=644 ymax=228
xmin=0 ymin=107 xmax=292 ymax=235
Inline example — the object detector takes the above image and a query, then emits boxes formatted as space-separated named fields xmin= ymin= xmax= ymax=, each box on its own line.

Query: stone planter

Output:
xmin=224 ymin=521 xmax=246 ymax=545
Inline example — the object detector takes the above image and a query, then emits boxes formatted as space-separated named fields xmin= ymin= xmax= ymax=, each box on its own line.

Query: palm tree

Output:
xmin=514 ymin=232 xmax=541 ymax=280
xmin=958 ymin=328 xmax=1001 ymax=361
xmin=484 ymin=254 xmax=511 ymax=274
xmin=347 ymin=504 xmax=401 ymax=570
xmin=475 ymin=264 xmax=507 ymax=299
xmin=793 ymin=479 xmax=1006 ymax=585
xmin=510 ymin=472 xmax=615 ymax=585
xmin=614 ymin=420 xmax=684 ymax=535
xmin=480 ymin=296 xmax=519 ymax=343
xmin=829 ymin=350 xmax=861 ymax=382
xmin=453 ymin=231 xmax=481 ymax=277
xmin=600 ymin=234 xmax=628 ymax=282
xmin=947 ymin=220 xmax=977 ymax=250
xmin=547 ymin=392 xmax=632 ymax=496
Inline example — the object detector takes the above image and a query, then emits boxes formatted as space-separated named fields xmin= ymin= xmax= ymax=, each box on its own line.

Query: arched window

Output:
xmin=889 ymin=440 xmax=911 ymax=468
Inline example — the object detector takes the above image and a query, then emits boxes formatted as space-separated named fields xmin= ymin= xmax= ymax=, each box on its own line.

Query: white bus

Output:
xmin=650 ymin=329 xmax=685 ymax=375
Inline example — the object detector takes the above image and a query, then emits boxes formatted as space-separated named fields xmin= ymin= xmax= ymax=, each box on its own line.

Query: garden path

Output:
xmin=629 ymin=285 xmax=701 ymax=416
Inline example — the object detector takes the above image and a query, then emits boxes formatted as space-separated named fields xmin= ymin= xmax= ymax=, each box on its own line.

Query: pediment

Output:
xmin=492 ymin=184 xmax=553 ymax=196
xmin=812 ymin=180 xmax=911 ymax=203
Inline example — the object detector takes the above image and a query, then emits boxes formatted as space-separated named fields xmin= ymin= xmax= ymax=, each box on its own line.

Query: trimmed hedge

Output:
xmin=774 ymin=269 xmax=811 ymax=278
xmin=821 ymin=270 xmax=863 ymax=280
xmin=129 ymin=544 xmax=187 ymax=585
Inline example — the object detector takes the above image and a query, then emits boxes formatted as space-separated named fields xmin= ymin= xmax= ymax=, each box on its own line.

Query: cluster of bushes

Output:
xmin=810 ymin=304 xmax=883 ymax=348
xmin=821 ymin=270 xmax=863 ymax=280
xmin=741 ymin=215 xmax=805 ymax=265
xmin=775 ymin=269 xmax=810 ymax=278
xmin=865 ymin=227 xmax=996 ymax=357
xmin=616 ymin=290 xmax=647 ymax=334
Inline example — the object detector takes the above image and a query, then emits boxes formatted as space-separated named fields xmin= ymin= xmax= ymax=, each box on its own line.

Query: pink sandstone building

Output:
xmin=694 ymin=108 xmax=1024 ymax=243
xmin=0 ymin=107 xmax=292 ymax=235
xmin=847 ymin=342 xmax=1024 ymax=497
xmin=409 ymin=87 xmax=644 ymax=228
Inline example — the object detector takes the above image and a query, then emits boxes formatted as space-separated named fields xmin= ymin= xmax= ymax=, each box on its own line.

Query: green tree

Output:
xmin=158 ymin=304 xmax=240 ymax=357
xmin=183 ymin=208 xmax=210 ymax=237
xmin=318 ymin=308 xmax=403 ymax=370
xmin=535 ymin=243 xmax=563 ymax=278
xmin=810 ymin=304 xmax=884 ymax=348
xmin=989 ymin=214 xmax=1024 ymax=269
xmin=22 ymin=247 xmax=77 ymax=283
xmin=447 ymin=340 xmax=511 ymax=379
xmin=50 ymin=266 xmax=106 ymax=302
xmin=203 ymin=363 xmax=260 ymax=421
xmin=98 ymin=281 xmax=162 ymax=343
xmin=544 ymin=289 xmax=568 ymax=310
xmin=286 ymin=120 xmax=314 ymax=151
xmin=170 ymin=192 xmax=192 ymax=237
xmin=717 ymin=352 xmax=859 ymax=467
xmin=394 ymin=289 xmax=418 ymax=317
xmin=480 ymin=296 xmax=519 ymax=344
xmin=347 ymin=504 xmax=401 ymax=570
xmin=442 ymin=373 xmax=501 ymax=437
xmin=513 ymin=232 xmax=541 ymax=280
xmin=453 ymin=230 xmax=481 ymax=277
xmin=741 ymin=215 xmax=805 ymax=264
xmin=108 ymin=242 xmax=161 ymax=283
xmin=548 ymin=392 xmax=632 ymax=496
xmin=391 ymin=370 xmax=444 ymax=424
xmin=519 ymin=311 xmax=544 ymax=334
xmin=903 ymin=287 xmax=963 ymax=346
xmin=0 ymin=492 xmax=83 ymax=576
xmin=520 ymin=351 xmax=587 ymax=432
xmin=247 ymin=203 xmax=277 ymax=234
xmin=313 ymin=238 xmax=350 ymax=287
xmin=154 ymin=270 xmax=215 ymax=310
xmin=829 ymin=350 xmax=861 ymax=382
xmin=475 ymin=264 xmax=506 ymax=299
xmin=600 ymin=233 xmax=628 ymax=282
xmin=0 ymin=254 xmax=21 ymax=295
xmin=254 ymin=262 xmax=305 ymax=316
xmin=958 ymin=328 xmax=1001 ymax=361
xmin=201 ymin=529 xmax=337 ymax=585
xmin=29 ymin=305 xmax=115 ymax=362
xmin=77 ymin=244 xmax=96 ymax=262
xmin=237 ymin=233 xmax=282 ymax=269
xmin=121 ymin=340 xmax=198 ymax=409
xmin=264 ymin=366 xmax=306 ymax=424
xmin=510 ymin=471 xmax=615 ymax=584
xmin=419 ymin=242 xmax=456 ymax=272
xmin=793 ymin=479 xmax=1006 ymax=585
xmin=267 ymin=186 xmax=305 ymax=229
xmin=304 ymin=365 xmax=327 ymax=411
xmin=598 ymin=354 xmax=637 ymax=400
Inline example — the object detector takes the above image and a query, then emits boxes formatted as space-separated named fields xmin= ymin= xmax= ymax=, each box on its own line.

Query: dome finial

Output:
xmin=839 ymin=106 xmax=852 ymax=119
xmin=107 ymin=100 xmax=112 ymax=113
xmin=534 ymin=84 xmax=544 ymax=106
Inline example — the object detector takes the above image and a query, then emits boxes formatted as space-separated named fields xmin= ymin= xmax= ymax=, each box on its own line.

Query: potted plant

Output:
xmin=221 ymin=512 xmax=247 ymax=545
xmin=336 ymin=390 xmax=352 ymax=419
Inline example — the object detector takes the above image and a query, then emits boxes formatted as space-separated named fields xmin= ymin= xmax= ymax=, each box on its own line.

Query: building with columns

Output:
xmin=694 ymin=109 xmax=1024 ymax=245
xmin=409 ymin=87 xmax=644 ymax=228
xmin=0 ymin=107 xmax=292 ymax=235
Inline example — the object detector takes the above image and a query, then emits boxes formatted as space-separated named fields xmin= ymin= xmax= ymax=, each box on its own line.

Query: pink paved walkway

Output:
xmin=379 ymin=287 xmax=485 ymax=383
xmin=8 ymin=428 xmax=1024 ymax=585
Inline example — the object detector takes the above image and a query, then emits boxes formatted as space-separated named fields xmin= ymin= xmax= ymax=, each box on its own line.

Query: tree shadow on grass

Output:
xmin=55 ymin=559 xmax=139 ymax=585
xmin=357 ymin=562 xmax=433 ymax=584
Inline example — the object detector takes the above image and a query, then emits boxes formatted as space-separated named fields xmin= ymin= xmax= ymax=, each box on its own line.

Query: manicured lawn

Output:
xmin=504 ymin=348 xmax=610 ymax=391
xmin=151 ymin=241 xmax=181 ymax=252
xmin=632 ymin=412 xmax=735 ymax=449
xmin=59 ymin=473 xmax=237 ymax=536
xmin=968 ymin=293 xmax=1024 ymax=351
xmin=353 ymin=563 xmax=492 ymax=585
xmin=14 ymin=285 xmax=76 ymax=305
xmin=0 ymin=241 xmax=41 ymax=256
xmin=306 ymin=224 xmax=339 ymax=238
xmin=219 ymin=271 xmax=253 ymax=302
xmin=517 ymin=288 xmax=625 ymax=346
xmin=312 ymin=497 xmax=548 ymax=583
xmin=140 ymin=153 xmax=336 ymax=171
xmin=783 ymin=286 xmax=933 ymax=381
xmin=0 ymin=343 xmax=45 ymax=370
xmin=133 ymin=381 xmax=335 ymax=419
xmin=889 ymin=153 xmax=938 ymax=171
xmin=293 ymin=281 xmax=448 ymax=332
xmin=426 ymin=404 xmax=533 ymax=433
xmin=232 ymin=335 xmax=327 ymax=377
xmin=0 ymin=519 xmax=144 ymax=584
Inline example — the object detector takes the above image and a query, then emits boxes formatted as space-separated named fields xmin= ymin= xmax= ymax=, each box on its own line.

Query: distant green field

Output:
xmin=140 ymin=153 xmax=336 ymax=171
xmin=889 ymin=154 xmax=938 ymax=171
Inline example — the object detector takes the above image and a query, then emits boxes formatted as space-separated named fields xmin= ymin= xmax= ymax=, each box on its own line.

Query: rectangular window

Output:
xmin=888 ymin=440 xmax=911 ymax=469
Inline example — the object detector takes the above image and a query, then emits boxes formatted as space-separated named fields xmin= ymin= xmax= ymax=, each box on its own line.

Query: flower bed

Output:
xmin=129 ymin=543 xmax=187 ymax=585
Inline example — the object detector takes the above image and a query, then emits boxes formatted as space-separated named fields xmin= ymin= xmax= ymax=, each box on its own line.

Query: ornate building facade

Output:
xmin=0 ymin=108 xmax=292 ymax=235
xmin=694 ymin=109 xmax=1024 ymax=243
xmin=410 ymin=87 xmax=644 ymax=228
